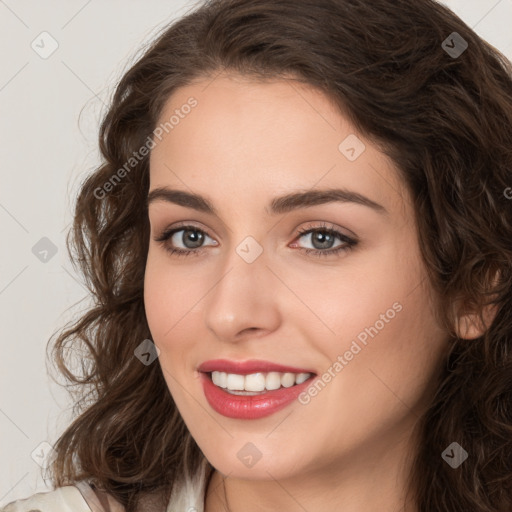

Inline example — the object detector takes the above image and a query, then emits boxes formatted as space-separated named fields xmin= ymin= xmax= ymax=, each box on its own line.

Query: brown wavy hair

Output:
xmin=47 ymin=0 xmax=512 ymax=510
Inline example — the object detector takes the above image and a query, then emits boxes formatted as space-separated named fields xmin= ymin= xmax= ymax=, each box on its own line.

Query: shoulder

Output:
xmin=0 ymin=481 xmax=124 ymax=512
xmin=0 ymin=485 xmax=93 ymax=512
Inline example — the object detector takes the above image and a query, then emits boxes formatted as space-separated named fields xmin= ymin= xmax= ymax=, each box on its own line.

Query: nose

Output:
xmin=203 ymin=244 xmax=281 ymax=343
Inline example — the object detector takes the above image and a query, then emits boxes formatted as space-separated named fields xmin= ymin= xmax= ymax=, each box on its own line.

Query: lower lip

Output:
xmin=200 ymin=372 xmax=316 ymax=419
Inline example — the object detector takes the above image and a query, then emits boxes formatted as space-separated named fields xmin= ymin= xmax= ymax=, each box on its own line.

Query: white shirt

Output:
xmin=0 ymin=457 xmax=211 ymax=512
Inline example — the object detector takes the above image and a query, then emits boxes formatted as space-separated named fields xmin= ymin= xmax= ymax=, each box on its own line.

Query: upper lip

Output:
xmin=198 ymin=359 xmax=316 ymax=375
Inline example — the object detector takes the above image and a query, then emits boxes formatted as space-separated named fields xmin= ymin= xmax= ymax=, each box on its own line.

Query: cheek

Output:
xmin=290 ymin=248 xmax=414 ymax=357
xmin=144 ymin=258 xmax=170 ymax=338
xmin=304 ymin=245 xmax=445 ymax=408
xmin=143 ymin=261 xmax=194 ymax=405
xmin=144 ymin=251 xmax=198 ymax=338
xmin=324 ymin=282 xmax=445 ymax=422
xmin=143 ymin=252 xmax=207 ymax=385
xmin=303 ymin=291 xmax=446 ymax=457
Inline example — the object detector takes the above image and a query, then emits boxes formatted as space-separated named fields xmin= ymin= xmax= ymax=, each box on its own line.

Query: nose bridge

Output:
xmin=204 ymin=236 xmax=280 ymax=340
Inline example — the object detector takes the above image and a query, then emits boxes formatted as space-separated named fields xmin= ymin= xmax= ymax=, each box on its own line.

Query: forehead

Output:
xmin=149 ymin=73 xmax=408 ymax=217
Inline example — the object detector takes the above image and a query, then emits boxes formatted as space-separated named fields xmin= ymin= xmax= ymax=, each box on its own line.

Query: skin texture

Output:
xmin=144 ymin=73 xmax=450 ymax=512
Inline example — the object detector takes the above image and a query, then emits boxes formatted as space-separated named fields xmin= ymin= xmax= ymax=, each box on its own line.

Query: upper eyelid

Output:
xmin=160 ymin=222 xmax=215 ymax=239
xmin=154 ymin=222 xmax=358 ymax=261
xmin=155 ymin=222 xmax=356 ymax=244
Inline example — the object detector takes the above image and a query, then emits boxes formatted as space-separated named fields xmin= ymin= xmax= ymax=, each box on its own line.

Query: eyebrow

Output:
xmin=147 ymin=187 xmax=388 ymax=216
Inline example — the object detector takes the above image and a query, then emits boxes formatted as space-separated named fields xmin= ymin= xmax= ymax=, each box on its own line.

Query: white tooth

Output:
xmin=213 ymin=371 xmax=312 ymax=392
xmin=295 ymin=372 xmax=310 ymax=385
xmin=211 ymin=371 xmax=222 ymax=386
xmin=281 ymin=372 xmax=295 ymax=388
xmin=265 ymin=372 xmax=282 ymax=390
xmin=226 ymin=373 xmax=245 ymax=390
xmin=244 ymin=373 xmax=266 ymax=392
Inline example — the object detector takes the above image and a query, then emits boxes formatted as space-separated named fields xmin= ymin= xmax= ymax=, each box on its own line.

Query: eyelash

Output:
xmin=154 ymin=222 xmax=357 ymax=259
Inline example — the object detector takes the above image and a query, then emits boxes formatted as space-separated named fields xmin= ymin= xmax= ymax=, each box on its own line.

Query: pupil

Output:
xmin=184 ymin=229 xmax=203 ymax=248
xmin=313 ymin=231 xmax=334 ymax=249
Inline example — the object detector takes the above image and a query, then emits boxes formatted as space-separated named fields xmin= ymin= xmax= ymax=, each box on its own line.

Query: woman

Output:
xmin=2 ymin=0 xmax=511 ymax=511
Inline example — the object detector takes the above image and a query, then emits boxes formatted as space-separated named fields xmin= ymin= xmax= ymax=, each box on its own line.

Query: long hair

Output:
xmin=47 ymin=1 xmax=512 ymax=510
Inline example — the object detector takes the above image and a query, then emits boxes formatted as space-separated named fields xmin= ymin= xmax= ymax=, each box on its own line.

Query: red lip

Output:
xmin=199 ymin=371 xmax=317 ymax=420
xmin=197 ymin=359 xmax=316 ymax=375
xmin=197 ymin=359 xmax=318 ymax=419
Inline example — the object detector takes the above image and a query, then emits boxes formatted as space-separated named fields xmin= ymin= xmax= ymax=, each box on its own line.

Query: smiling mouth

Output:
xmin=205 ymin=370 xmax=315 ymax=395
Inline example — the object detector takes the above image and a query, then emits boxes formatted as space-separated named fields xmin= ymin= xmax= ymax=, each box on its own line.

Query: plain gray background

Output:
xmin=1 ymin=0 xmax=512 ymax=506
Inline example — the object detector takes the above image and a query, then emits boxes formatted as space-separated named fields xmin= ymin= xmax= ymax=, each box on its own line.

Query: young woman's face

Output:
xmin=144 ymin=73 xmax=448 ymax=482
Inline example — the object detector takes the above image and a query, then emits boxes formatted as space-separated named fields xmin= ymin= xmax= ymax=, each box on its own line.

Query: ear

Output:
xmin=454 ymin=302 xmax=498 ymax=339
xmin=454 ymin=270 xmax=500 ymax=340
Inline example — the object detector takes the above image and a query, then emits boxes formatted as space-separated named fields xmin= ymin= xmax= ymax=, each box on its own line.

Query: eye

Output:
xmin=154 ymin=224 xmax=217 ymax=257
xmin=292 ymin=222 xmax=357 ymax=258
xmin=153 ymin=221 xmax=357 ymax=258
